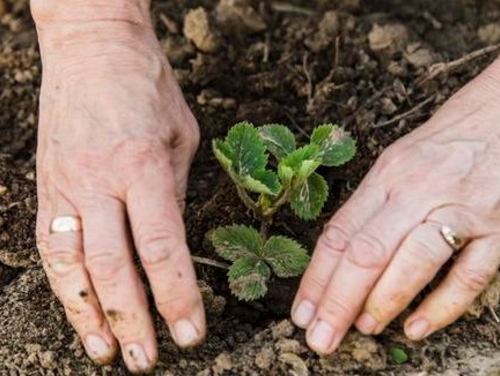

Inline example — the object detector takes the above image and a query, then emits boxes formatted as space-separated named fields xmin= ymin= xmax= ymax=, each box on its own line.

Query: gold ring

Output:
xmin=50 ymin=216 xmax=83 ymax=234
xmin=439 ymin=225 xmax=466 ymax=252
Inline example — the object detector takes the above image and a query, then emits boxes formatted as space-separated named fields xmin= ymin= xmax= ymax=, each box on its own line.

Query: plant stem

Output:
xmin=259 ymin=216 xmax=272 ymax=239
xmin=236 ymin=184 xmax=261 ymax=217
xmin=192 ymin=256 xmax=230 ymax=270
xmin=263 ymin=188 xmax=292 ymax=218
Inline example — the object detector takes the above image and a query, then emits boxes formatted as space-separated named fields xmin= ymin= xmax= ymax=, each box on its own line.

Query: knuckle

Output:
xmin=302 ymin=271 xmax=330 ymax=294
xmin=156 ymin=292 xmax=201 ymax=319
xmin=404 ymin=236 xmax=447 ymax=268
xmin=346 ymin=232 xmax=390 ymax=269
xmin=85 ymin=251 xmax=127 ymax=282
xmin=452 ymin=265 xmax=493 ymax=293
xmin=320 ymin=293 xmax=353 ymax=319
xmin=319 ymin=217 xmax=354 ymax=255
xmin=137 ymin=227 xmax=180 ymax=267
xmin=121 ymin=138 xmax=168 ymax=172
xmin=44 ymin=239 xmax=83 ymax=277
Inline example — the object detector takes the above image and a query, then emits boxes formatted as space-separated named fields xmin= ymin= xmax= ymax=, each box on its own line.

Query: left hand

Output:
xmin=291 ymin=58 xmax=500 ymax=353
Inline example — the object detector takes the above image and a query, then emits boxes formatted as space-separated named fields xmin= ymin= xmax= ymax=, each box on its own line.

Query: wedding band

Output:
xmin=50 ymin=216 xmax=83 ymax=234
xmin=439 ymin=225 xmax=466 ymax=252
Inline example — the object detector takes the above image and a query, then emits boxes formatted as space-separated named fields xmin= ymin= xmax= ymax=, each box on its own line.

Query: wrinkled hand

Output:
xmin=292 ymin=59 xmax=500 ymax=353
xmin=33 ymin=2 xmax=204 ymax=372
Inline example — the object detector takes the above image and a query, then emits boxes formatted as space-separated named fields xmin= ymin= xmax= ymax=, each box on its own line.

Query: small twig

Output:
xmin=263 ymin=33 xmax=271 ymax=63
xmin=302 ymin=53 xmax=314 ymax=111
xmin=416 ymin=43 xmax=500 ymax=87
xmin=284 ymin=111 xmax=310 ymax=139
xmin=489 ymin=306 xmax=500 ymax=324
xmin=372 ymin=95 xmax=436 ymax=128
xmin=192 ymin=256 xmax=229 ymax=270
xmin=270 ymin=2 xmax=317 ymax=16
xmin=159 ymin=13 xmax=179 ymax=34
xmin=334 ymin=36 xmax=341 ymax=68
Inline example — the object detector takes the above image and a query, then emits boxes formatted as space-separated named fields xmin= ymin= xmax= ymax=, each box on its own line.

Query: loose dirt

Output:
xmin=1 ymin=0 xmax=500 ymax=375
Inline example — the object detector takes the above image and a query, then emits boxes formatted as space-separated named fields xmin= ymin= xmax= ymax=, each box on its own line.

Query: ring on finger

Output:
xmin=439 ymin=225 xmax=466 ymax=252
xmin=50 ymin=215 xmax=83 ymax=234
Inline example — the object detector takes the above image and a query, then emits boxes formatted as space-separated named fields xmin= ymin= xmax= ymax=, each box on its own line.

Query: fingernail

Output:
xmin=124 ymin=343 xmax=150 ymax=372
xmin=292 ymin=300 xmax=316 ymax=328
xmin=173 ymin=319 xmax=200 ymax=347
xmin=308 ymin=320 xmax=336 ymax=353
xmin=356 ymin=312 xmax=378 ymax=334
xmin=85 ymin=334 xmax=110 ymax=360
xmin=406 ymin=319 xmax=430 ymax=340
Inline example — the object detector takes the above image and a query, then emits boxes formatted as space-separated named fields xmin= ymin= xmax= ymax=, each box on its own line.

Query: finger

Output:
xmin=170 ymin=115 xmax=199 ymax=212
xmin=356 ymin=205 xmax=491 ymax=335
xmin=126 ymin=153 xmax=205 ymax=349
xmin=404 ymin=235 xmax=500 ymax=341
xmin=291 ymin=184 xmax=387 ymax=328
xmin=38 ymin=189 xmax=117 ymax=365
xmin=307 ymin=197 xmax=429 ymax=354
xmin=356 ymin=221 xmax=454 ymax=335
xmin=80 ymin=195 xmax=158 ymax=373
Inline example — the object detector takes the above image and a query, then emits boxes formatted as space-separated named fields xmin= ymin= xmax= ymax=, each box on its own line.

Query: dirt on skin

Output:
xmin=1 ymin=0 xmax=500 ymax=375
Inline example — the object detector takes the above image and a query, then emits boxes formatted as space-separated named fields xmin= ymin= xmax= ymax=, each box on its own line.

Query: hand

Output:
xmin=292 ymin=58 xmax=500 ymax=353
xmin=33 ymin=1 xmax=205 ymax=372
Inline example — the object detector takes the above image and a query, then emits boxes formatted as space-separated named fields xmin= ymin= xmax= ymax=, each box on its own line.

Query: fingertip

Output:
xmin=168 ymin=297 xmax=206 ymax=349
xmin=291 ymin=299 xmax=316 ymax=329
xmin=84 ymin=333 xmax=118 ymax=366
xmin=404 ymin=316 xmax=432 ymax=341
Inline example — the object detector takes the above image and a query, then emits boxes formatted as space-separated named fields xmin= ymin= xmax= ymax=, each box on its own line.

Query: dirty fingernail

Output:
xmin=406 ymin=319 xmax=430 ymax=340
xmin=124 ymin=343 xmax=150 ymax=372
xmin=356 ymin=312 xmax=378 ymax=334
xmin=173 ymin=319 xmax=200 ymax=347
xmin=85 ymin=334 xmax=110 ymax=360
xmin=292 ymin=300 xmax=316 ymax=328
xmin=307 ymin=320 xmax=335 ymax=353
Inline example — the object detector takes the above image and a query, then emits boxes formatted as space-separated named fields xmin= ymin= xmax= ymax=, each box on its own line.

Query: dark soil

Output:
xmin=1 ymin=0 xmax=500 ymax=375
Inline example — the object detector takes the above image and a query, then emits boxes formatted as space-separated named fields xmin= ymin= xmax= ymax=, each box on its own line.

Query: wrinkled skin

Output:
xmin=32 ymin=0 xmax=500 ymax=372
xmin=33 ymin=0 xmax=204 ymax=373
xmin=292 ymin=61 xmax=500 ymax=353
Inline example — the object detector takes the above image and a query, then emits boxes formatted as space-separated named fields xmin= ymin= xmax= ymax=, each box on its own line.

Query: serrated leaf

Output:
xmin=228 ymin=257 xmax=271 ymax=301
xmin=263 ymin=236 xmax=310 ymax=277
xmin=290 ymin=172 xmax=328 ymax=220
xmin=227 ymin=122 xmax=267 ymax=175
xmin=279 ymin=145 xmax=322 ymax=186
xmin=242 ymin=169 xmax=282 ymax=195
xmin=259 ymin=124 xmax=297 ymax=160
xmin=212 ymin=139 xmax=234 ymax=174
xmin=311 ymin=124 xmax=356 ymax=167
xmin=212 ymin=225 xmax=263 ymax=262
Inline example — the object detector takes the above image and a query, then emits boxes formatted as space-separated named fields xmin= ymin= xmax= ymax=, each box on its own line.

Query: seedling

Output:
xmin=211 ymin=122 xmax=356 ymax=301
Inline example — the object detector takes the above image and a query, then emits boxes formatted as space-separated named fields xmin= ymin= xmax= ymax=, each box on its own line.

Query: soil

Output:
xmin=1 ymin=0 xmax=500 ymax=375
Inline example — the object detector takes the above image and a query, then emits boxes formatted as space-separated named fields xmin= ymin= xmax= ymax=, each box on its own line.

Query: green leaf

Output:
xmin=389 ymin=348 xmax=409 ymax=365
xmin=278 ymin=164 xmax=294 ymax=187
xmin=263 ymin=236 xmax=310 ymax=277
xmin=212 ymin=139 xmax=234 ymax=174
xmin=259 ymin=124 xmax=297 ymax=160
xmin=290 ymin=172 xmax=328 ymax=220
xmin=242 ymin=170 xmax=281 ymax=195
xmin=227 ymin=122 xmax=267 ymax=175
xmin=211 ymin=225 xmax=263 ymax=262
xmin=228 ymin=257 xmax=271 ymax=301
xmin=311 ymin=124 xmax=356 ymax=167
xmin=279 ymin=145 xmax=322 ymax=185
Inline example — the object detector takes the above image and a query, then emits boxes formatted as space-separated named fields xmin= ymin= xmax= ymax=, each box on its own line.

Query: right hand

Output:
xmin=32 ymin=1 xmax=205 ymax=372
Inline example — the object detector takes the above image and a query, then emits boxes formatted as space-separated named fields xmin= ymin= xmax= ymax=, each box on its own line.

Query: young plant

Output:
xmin=211 ymin=122 xmax=356 ymax=301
